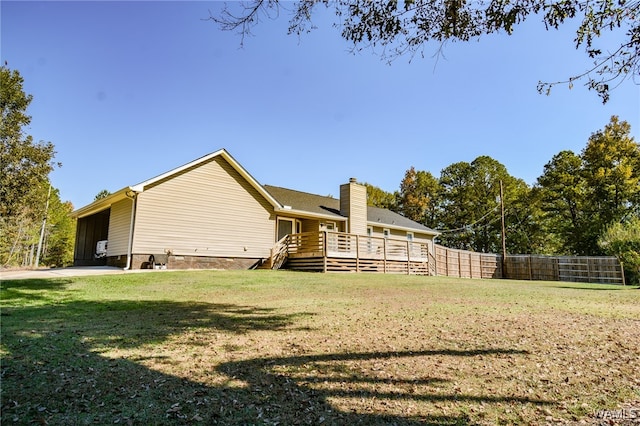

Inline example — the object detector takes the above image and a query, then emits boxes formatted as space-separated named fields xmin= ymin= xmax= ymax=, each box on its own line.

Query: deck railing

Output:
xmin=287 ymin=231 xmax=430 ymax=264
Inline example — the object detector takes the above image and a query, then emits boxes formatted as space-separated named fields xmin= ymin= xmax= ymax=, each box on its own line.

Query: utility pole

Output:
xmin=500 ymin=180 xmax=507 ymax=278
xmin=35 ymin=184 xmax=51 ymax=268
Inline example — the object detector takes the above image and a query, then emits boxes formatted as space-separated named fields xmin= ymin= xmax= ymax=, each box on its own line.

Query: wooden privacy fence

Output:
xmin=434 ymin=245 xmax=502 ymax=279
xmin=434 ymin=245 xmax=625 ymax=284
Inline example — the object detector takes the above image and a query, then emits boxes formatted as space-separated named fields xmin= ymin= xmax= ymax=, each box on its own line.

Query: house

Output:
xmin=71 ymin=149 xmax=439 ymax=273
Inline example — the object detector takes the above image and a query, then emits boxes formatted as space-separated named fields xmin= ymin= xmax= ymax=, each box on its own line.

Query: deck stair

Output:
xmin=263 ymin=235 xmax=289 ymax=270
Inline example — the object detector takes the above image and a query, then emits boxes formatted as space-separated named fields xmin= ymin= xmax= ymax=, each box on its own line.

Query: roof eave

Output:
xmin=70 ymin=187 xmax=134 ymax=219
xmin=275 ymin=207 xmax=347 ymax=221
xmin=368 ymin=221 xmax=440 ymax=236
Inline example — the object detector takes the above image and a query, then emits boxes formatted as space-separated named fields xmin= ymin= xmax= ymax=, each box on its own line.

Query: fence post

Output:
xmin=432 ymin=245 xmax=437 ymax=277
xmin=445 ymin=247 xmax=449 ymax=277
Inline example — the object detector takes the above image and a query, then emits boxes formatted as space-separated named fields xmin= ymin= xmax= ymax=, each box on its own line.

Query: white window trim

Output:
xmin=320 ymin=221 xmax=337 ymax=231
xmin=277 ymin=217 xmax=301 ymax=241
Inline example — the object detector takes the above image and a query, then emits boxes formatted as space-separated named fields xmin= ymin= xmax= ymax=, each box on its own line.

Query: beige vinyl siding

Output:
xmin=301 ymin=219 xmax=320 ymax=234
xmin=107 ymin=199 xmax=133 ymax=256
xmin=132 ymin=156 xmax=275 ymax=258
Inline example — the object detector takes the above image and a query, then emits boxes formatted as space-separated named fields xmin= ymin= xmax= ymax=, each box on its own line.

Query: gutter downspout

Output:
xmin=124 ymin=189 xmax=138 ymax=270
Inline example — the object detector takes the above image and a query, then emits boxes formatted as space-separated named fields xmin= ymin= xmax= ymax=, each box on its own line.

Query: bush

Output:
xmin=599 ymin=217 xmax=640 ymax=285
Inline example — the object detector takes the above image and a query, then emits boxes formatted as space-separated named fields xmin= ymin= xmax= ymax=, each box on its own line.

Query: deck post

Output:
xmin=356 ymin=234 xmax=360 ymax=272
xmin=383 ymin=238 xmax=387 ymax=274
xmin=322 ymin=231 xmax=327 ymax=273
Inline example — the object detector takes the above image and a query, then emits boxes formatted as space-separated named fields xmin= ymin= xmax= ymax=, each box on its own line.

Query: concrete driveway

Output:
xmin=1 ymin=266 xmax=132 ymax=281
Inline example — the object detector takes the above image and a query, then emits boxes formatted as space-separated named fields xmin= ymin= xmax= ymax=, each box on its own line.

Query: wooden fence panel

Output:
xmin=433 ymin=245 xmax=622 ymax=284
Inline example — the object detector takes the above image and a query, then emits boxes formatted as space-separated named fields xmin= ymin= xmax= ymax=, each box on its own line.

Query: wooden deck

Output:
xmin=270 ymin=231 xmax=433 ymax=275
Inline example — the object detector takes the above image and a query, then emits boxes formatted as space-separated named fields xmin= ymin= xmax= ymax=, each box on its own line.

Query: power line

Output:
xmin=435 ymin=204 xmax=500 ymax=234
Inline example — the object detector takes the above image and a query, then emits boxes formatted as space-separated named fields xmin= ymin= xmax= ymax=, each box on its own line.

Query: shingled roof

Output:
xmin=263 ymin=185 xmax=438 ymax=235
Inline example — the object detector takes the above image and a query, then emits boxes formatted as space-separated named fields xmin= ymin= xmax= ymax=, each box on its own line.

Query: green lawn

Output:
xmin=1 ymin=270 xmax=639 ymax=425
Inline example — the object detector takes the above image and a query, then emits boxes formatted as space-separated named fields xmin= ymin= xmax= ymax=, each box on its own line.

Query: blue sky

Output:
xmin=2 ymin=1 xmax=638 ymax=209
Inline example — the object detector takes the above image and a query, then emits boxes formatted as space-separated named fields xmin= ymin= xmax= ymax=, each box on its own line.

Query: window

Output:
xmin=321 ymin=222 xmax=338 ymax=252
xmin=277 ymin=218 xmax=300 ymax=241
xmin=383 ymin=228 xmax=390 ymax=239
xmin=320 ymin=222 xmax=336 ymax=232
xmin=407 ymin=232 xmax=414 ymax=241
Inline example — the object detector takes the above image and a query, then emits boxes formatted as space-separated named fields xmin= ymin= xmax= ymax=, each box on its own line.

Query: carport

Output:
xmin=73 ymin=208 xmax=110 ymax=266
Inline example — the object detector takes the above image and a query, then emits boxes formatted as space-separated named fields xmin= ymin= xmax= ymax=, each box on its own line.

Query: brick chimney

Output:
xmin=340 ymin=178 xmax=367 ymax=235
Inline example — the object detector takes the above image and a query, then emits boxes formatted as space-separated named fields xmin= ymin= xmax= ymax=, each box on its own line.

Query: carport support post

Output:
xmin=124 ymin=189 xmax=138 ymax=270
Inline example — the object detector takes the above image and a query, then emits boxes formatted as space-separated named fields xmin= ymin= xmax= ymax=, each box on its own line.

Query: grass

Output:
xmin=1 ymin=270 xmax=639 ymax=425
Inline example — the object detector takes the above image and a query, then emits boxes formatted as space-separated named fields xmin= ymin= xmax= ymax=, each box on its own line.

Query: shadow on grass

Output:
xmin=1 ymin=298 xmax=548 ymax=425
xmin=553 ymin=285 xmax=630 ymax=291
xmin=0 ymin=278 xmax=75 ymax=303
xmin=215 ymin=348 xmax=546 ymax=425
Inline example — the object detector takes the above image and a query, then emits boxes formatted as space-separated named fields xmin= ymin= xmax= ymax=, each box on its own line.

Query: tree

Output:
xmin=437 ymin=156 xmax=533 ymax=253
xmin=211 ymin=0 xmax=639 ymax=103
xmin=364 ymin=183 xmax=397 ymax=210
xmin=396 ymin=167 xmax=441 ymax=226
xmin=1 ymin=66 xmax=57 ymax=219
xmin=41 ymin=189 xmax=76 ymax=267
xmin=537 ymin=116 xmax=639 ymax=255
xmin=536 ymin=150 xmax=590 ymax=254
xmin=582 ymin=116 xmax=640 ymax=225
xmin=0 ymin=66 xmax=60 ymax=267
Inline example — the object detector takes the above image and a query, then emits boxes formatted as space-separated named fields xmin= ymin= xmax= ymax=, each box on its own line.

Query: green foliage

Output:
xmin=363 ymin=183 xmax=396 ymax=210
xmin=582 ymin=116 xmax=640 ymax=226
xmin=93 ymin=189 xmax=111 ymax=201
xmin=0 ymin=65 xmax=66 ymax=267
xmin=212 ymin=1 xmax=639 ymax=102
xmin=436 ymin=156 xmax=533 ymax=253
xmin=396 ymin=166 xmax=441 ymax=225
xmin=537 ymin=150 xmax=590 ymax=254
xmin=599 ymin=217 xmax=640 ymax=284
xmin=0 ymin=66 xmax=58 ymax=219
xmin=537 ymin=116 xmax=639 ymax=255
xmin=41 ymin=189 xmax=76 ymax=267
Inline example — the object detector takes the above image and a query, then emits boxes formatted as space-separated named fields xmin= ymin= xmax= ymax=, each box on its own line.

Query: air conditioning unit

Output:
xmin=95 ymin=240 xmax=108 ymax=258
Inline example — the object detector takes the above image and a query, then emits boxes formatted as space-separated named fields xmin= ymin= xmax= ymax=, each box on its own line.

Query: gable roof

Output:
xmin=71 ymin=149 xmax=282 ymax=218
xmin=71 ymin=148 xmax=438 ymax=236
xmin=264 ymin=185 xmax=438 ymax=235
